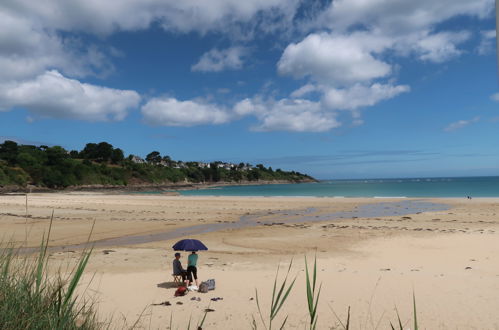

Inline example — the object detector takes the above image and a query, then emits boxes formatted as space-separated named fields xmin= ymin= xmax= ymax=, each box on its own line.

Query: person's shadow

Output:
xmin=157 ymin=282 xmax=179 ymax=289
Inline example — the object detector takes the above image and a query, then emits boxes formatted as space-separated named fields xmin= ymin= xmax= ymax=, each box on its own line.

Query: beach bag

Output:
xmin=206 ymin=279 xmax=216 ymax=291
xmin=198 ymin=282 xmax=209 ymax=293
xmin=174 ymin=286 xmax=187 ymax=296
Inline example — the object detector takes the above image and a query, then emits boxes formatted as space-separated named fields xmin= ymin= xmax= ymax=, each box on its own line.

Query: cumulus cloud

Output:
xmin=316 ymin=0 xmax=492 ymax=34
xmin=278 ymin=32 xmax=392 ymax=86
xmin=4 ymin=0 xmax=300 ymax=36
xmin=414 ymin=31 xmax=471 ymax=62
xmin=477 ymin=30 xmax=496 ymax=55
xmin=0 ymin=0 xmax=302 ymax=125
xmin=290 ymin=84 xmax=317 ymax=98
xmin=234 ymin=98 xmax=340 ymax=132
xmin=141 ymin=97 xmax=231 ymax=126
xmin=322 ymin=83 xmax=410 ymax=110
xmin=0 ymin=71 xmax=140 ymax=121
xmin=0 ymin=10 xmax=113 ymax=82
xmin=192 ymin=47 xmax=248 ymax=72
xmin=275 ymin=31 xmax=410 ymax=131
xmin=298 ymin=0 xmax=492 ymax=67
xmin=444 ymin=117 xmax=480 ymax=132
xmin=270 ymin=0 xmax=492 ymax=132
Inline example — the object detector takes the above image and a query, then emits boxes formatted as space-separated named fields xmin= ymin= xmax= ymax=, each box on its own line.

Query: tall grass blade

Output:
xmin=271 ymin=260 xmax=293 ymax=319
xmin=413 ymin=292 xmax=418 ymax=330
xmin=197 ymin=306 xmax=209 ymax=329
xmin=345 ymin=306 xmax=350 ymax=330
xmin=253 ymin=260 xmax=296 ymax=330
xmin=255 ymin=288 xmax=267 ymax=330
xmin=305 ymin=255 xmax=321 ymax=329
xmin=396 ymin=306 xmax=403 ymax=330
xmin=272 ymin=275 xmax=296 ymax=320
xmin=279 ymin=315 xmax=288 ymax=330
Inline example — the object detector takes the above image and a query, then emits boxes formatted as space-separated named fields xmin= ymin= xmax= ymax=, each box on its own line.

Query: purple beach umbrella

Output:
xmin=172 ymin=238 xmax=208 ymax=252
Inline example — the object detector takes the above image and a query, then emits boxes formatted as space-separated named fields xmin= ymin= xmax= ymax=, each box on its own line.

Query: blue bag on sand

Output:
xmin=206 ymin=279 xmax=215 ymax=290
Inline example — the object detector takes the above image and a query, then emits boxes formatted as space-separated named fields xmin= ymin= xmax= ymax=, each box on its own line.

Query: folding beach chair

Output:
xmin=172 ymin=274 xmax=182 ymax=286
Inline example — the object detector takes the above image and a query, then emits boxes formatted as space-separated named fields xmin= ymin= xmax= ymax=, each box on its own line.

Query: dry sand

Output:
xmin=1 ymin=193 xmax=499 ymax=329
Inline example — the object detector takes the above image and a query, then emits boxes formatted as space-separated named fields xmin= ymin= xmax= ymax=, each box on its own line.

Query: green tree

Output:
xmin=96 ymin=142 xmax=114 ymax=162
xmin=110 ymin=148 xmax=124 ymax=164
xmin=0 ymin=140 xmax=19 ymax=165
xmin=146 ymin=151 xmax=161 ymax=164
xmin=69 ymin=150 xmax=79 ymax=158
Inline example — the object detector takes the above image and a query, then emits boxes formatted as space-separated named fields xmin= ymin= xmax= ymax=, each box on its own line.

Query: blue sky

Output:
xmin=0 ymin=0 xmax=498 ymax=179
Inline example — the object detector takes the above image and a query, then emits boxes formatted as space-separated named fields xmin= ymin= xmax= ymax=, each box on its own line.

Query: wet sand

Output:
xmin=1 ymin=194 xmax=499 ymax=329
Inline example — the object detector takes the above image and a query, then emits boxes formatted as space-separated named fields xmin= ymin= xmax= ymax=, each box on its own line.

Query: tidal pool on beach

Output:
xmin=21 ymin=199 xmax=449 ymax=253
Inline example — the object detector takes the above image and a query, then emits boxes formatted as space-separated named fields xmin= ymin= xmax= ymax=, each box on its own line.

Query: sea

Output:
xmin=179 ymin=176 xmax=499 ymax=198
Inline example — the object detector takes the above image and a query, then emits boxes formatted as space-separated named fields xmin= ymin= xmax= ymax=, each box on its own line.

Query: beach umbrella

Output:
xmin=172 ymin=239 xmax=208 ymax=251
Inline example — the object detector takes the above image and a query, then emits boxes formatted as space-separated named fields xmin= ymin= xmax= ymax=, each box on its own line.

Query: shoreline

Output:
xmin=0 ymin=178 xmax=317 ymax=195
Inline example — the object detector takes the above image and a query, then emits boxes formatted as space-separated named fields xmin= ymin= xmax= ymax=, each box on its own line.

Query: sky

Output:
xmin=0 ymin=0 xmax=498 ymax=179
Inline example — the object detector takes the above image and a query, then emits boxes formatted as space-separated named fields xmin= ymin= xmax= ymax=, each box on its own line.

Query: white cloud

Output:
xmin=192 ymin=47 xmax=248 ymax=72
xmin=141 ymin=97 xmax=231 ymax=126
xmin=5 ymin=0 xmax=300 ymax=36
xmin=272 ymin=0 xmax=491 ymax=132
xmin=414 ymin=31 xmax=471 ymax=62
xmin=477 ymin=30 xmax=496 ymax=55
xmin=322 ymin=83 xmax=410 ymax=110
xmin=0 ymin=71 xmax=140 ymax=121
xmin=301 ymin=0 xmax=491 ymax=66
xmin=290 ymin=84 xmax=317 ymax=98
xmin=490 ymin=93 xmax=499 ymax=102
xmin=444 ymin=117 xmax=480 ymax=132
xmin=278 ymin=32 xmax=392 ymax=86
xmin=0 ymin=10 xmax=114 ymax=83
xmin=234 ymin=98 xmax=340 ymax=132
xmin=317 ymin=0 xmax=492 ymax=34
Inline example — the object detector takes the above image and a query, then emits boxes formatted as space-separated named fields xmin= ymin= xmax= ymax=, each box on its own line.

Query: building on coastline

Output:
xmin=130 ymin=155 xmax=145 ymax=164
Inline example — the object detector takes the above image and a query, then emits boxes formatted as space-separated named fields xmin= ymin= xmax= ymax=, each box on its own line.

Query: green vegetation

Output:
xmin=0 ymin=140 xmax=314 ymax=189
xmin=253 ymin=260 xmax=296 ymax=330
xmin=252 ymin=257 xmax=419 ymax=330
xmin=0 ymin=223 xmax=97 ymax=329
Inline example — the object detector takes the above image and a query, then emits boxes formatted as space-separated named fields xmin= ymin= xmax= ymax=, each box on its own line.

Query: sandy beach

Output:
xmin=1 ymin=193 xmax=499 ymax=329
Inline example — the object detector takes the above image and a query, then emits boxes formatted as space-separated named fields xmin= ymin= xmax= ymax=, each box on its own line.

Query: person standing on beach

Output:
xmin=187 ymin=251 xmax=199 ymax=287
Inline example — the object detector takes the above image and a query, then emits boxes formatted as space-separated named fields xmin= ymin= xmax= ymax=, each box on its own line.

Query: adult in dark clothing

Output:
xmin=187 ymin=251 xmax=199 ymax=286
xmin=172 ymin=252 xmax=188 ymax=285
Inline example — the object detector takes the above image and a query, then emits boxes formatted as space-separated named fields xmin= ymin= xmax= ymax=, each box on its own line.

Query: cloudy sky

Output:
xmin=0 ymin=0 xmax=498 ymax=179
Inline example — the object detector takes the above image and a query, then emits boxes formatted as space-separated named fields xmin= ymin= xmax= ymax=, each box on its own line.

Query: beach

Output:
xmin=1 ymin=193 xmax=499 ymax=329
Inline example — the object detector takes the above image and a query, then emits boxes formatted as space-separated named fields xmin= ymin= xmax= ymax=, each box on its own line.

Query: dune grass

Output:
xmin=252 ymin=256 xmax=419 ymax=330
xmin=252 ymin=259 xmax=297 ymax=330
xmin=0 ymin=216 xmax=99 ymax=330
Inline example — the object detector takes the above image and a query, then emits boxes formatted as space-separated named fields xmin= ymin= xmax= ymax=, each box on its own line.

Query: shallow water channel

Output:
xmin=22 ymin=199 xmax=449 ymax=254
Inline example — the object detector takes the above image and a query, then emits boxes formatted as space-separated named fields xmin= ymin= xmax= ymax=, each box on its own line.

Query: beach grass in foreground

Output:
xmin=252 ymin=257 xmax=419 ymax=330
xmin=0 ymin=216 xmax=99 ymax=330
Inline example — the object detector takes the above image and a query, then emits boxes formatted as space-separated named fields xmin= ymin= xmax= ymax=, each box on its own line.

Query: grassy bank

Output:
xmin=0 ymin=140 xmax=315 ymax=190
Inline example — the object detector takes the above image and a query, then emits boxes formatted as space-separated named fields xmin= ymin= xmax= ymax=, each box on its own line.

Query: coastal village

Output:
xmin=130 ymin=155 xmax=253 ymax=171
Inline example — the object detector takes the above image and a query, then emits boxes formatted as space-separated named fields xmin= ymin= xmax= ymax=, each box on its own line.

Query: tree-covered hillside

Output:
xmin=0 ymin=141 xmax=315 ymax=189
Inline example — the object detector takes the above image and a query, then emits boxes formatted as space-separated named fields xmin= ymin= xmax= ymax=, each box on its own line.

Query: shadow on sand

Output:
xmin=157 ymin=282 xmax=179 ymax=289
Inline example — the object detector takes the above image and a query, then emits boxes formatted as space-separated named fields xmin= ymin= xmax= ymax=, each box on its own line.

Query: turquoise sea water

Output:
xmin=179 ymin=176 xmax=499 ymax=197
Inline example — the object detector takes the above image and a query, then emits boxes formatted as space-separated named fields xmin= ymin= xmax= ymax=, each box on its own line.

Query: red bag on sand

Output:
xmin=174 ymin=287 xmax=187 ymax=297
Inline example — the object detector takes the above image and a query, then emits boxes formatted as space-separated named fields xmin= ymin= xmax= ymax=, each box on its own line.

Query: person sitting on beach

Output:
xmin=187 ymin=251 xmax=199 ymax=287
xmin=173 ymin=252 xmax=188 ymax=286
